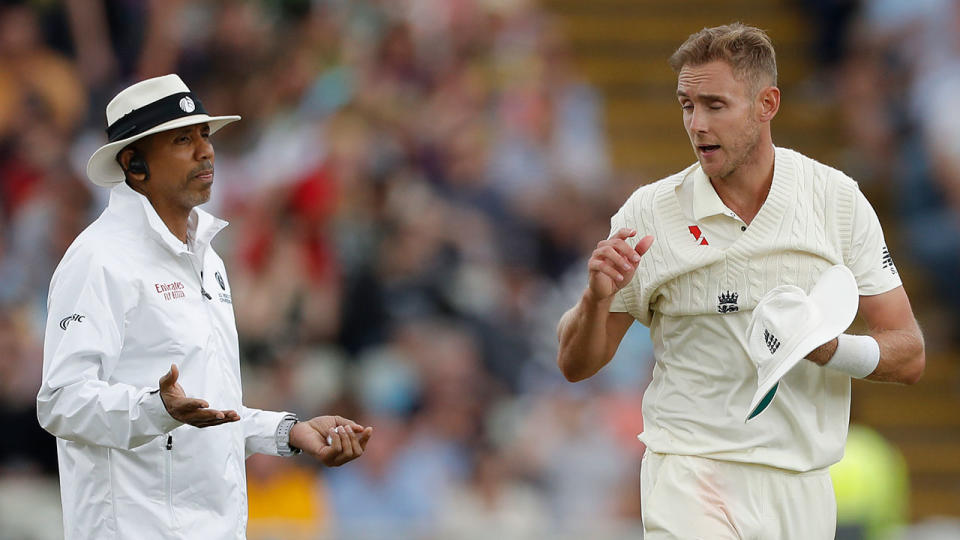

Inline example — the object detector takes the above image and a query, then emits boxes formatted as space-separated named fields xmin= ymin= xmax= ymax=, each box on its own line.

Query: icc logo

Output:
xmin=59 ymin=313 xmax=85 ymax=330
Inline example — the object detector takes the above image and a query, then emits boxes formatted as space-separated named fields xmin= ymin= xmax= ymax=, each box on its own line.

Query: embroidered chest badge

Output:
xmin=213 ymin=271 xmax=231 ymax=303
xmin=689 ymin=225 xmax=709 ymax=245
xmin=718 ymin=290 xmax=739 ymax=314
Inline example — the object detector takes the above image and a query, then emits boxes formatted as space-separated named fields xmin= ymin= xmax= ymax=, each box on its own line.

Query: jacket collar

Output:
xmin=107 ymin=181 xmax=228 ymax=259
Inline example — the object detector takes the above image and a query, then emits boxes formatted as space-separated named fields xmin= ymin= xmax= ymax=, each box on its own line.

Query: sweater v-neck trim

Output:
xmin=655 ymin=147 xmax=794 ymax=261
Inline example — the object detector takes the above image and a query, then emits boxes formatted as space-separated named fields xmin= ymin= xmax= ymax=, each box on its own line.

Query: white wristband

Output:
xmin=824 ymin=334 xmax=880 ymax=378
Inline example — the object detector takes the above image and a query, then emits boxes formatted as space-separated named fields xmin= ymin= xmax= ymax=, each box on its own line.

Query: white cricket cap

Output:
xmin=745 ymin=264 xmax=859 ymax=421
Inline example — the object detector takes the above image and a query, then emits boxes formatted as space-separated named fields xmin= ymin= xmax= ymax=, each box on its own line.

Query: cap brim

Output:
xmin=86 ymin=114 xmax=240 ymax=187
xmin=745 ymin=265 xmax=859 ymax=421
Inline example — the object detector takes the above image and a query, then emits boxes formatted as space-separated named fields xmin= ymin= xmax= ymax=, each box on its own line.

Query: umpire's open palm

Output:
xmin=159 ymin=364 xmax=240 ymax=427
xmin=587 ymin=228 xmax=655 ymax=302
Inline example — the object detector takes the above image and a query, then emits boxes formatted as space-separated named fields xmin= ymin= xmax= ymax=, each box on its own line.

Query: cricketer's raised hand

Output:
xmin=586 ymin=228 xmax=655 ymax=303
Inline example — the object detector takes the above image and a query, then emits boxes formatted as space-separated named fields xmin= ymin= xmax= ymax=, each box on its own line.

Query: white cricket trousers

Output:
xmin=640 ymin=450 xmax=837 ymax=539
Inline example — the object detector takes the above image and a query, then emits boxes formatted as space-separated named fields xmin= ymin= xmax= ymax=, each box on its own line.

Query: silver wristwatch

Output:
xmin=275 ymin=414 xmax=302 ymax=457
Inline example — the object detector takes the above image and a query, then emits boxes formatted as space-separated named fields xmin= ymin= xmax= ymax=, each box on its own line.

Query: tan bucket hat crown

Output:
xmin=86 ymin=74 xmax=240 ymax=187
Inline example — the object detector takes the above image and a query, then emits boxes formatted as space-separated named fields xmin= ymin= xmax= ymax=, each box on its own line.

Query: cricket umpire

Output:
xmin=37 ymin=74 xmax=372 ymax=539
xmin=557 ymin=24 xmax=924 ymax=538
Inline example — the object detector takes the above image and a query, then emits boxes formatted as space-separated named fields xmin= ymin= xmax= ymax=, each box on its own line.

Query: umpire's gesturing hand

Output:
xmin=586 ymin=228 xmax=655 ymax=302
xmin=159 ymin=364 xmax=241 ymax=427
xmin=290 ymin=416 xmax=373 ymax=467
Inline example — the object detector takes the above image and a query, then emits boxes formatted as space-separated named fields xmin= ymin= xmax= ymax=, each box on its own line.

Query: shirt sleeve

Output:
xmin=238 ymin=406 xmax=291 ymax=458
xmin=846 ymin=188 xmax=903 ymax=296
xmin=37 ymin=252 xmax=183 ymax=450
xmin=608 ymin=208 xmax=629 ymax=313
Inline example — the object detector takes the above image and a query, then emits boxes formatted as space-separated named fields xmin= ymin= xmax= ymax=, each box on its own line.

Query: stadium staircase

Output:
xmin=545 ymin=0 xmax=960 ymax=521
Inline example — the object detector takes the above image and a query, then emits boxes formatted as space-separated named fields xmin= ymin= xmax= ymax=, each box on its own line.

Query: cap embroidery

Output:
xmin=179 ymin=96 xmax=195 ymax=113
xmin=763 ymin=329 xmax=781 ymax=354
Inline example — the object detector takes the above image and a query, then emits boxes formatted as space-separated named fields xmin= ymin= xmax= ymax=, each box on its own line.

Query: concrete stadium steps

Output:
xmin=545 ymin=0 xmax=960 ymax=521
xmin=566 ymin=52 xmax=812 ymax=88
xmin=544 ymin=0 xmax=841 ymax=178
xmin=890 ymin=437 xmax=960 ymax=519
xmin=853 ymin=353 xmax=960 ymax=520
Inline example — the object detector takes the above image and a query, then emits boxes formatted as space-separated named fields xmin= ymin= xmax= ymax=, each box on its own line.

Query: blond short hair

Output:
xmin=669 ymin=23 xmax=777 ymax=93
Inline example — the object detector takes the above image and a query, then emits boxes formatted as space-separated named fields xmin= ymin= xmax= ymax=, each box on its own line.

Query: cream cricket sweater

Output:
xmin=611 ymin=146 xmax=901 ymax=471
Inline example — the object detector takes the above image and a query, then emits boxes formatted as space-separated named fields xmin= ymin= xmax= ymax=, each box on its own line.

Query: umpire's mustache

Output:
xmin=190 ymin=162 xmax=214 ymax=179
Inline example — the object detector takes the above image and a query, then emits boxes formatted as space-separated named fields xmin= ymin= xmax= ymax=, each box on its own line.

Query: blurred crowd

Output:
xmin=0 ymin=0 xmax=653 ymax=538
xmin=813 ymin=0 xmax=960 ymax=342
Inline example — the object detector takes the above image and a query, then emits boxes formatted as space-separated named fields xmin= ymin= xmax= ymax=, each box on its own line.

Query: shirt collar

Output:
xmin=691 ymin=167 xmax=735 ymax=221
xmin=108 ymin=181 xmax=228 ymax=257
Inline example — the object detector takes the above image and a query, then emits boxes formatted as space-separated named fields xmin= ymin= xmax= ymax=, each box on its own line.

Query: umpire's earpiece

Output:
xmin=127 ymin=151 xmax=150 ymax=180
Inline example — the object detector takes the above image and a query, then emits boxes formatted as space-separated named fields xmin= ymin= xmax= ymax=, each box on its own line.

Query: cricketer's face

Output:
xmin=677 ymin=60 xmax=764 ymax=180
xmin=137 ymin=123 xmax=216 ymax=211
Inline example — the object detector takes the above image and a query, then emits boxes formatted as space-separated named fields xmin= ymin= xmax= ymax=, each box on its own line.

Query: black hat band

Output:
xmin=106 ymin=92 xmax=208 ymax=142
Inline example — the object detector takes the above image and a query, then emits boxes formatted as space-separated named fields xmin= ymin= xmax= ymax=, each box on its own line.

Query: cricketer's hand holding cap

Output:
xmin=745 ymin=265 xmax=859 ymax=421
xmin=86 ymin=74 xmax=240 ymax=187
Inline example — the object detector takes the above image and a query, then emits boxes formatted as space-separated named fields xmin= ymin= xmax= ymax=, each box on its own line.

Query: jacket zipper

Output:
xmin=199 ymin=271 xmax=212 ymax=300
xmin=187 ymin=254 xmax=212 ymax=300
xmin=165 ymin=434 xmax=180 ymax=528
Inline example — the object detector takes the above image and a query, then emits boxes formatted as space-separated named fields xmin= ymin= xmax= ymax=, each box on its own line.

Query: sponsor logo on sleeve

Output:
xmin=59 ymin=314 xmax=85 ymax=330
xmin=881 ymin=246 xmax=897 ymax=275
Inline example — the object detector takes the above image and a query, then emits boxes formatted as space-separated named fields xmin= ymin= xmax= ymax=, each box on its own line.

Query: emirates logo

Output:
xmin=155 ymin=281 xmax=186 ymax=301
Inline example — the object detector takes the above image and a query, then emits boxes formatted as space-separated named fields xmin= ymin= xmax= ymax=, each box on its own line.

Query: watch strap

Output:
xmin=275 ymin=414 xmax=301 ymax=457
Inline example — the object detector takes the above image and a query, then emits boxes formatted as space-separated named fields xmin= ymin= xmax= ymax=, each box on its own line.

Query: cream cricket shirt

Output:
xmin=610 ymin=147 xmax=901 ymax=472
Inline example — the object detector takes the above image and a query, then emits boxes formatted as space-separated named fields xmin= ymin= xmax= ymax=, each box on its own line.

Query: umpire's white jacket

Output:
xmin=37 ymin=182 xmax=291 ymax=540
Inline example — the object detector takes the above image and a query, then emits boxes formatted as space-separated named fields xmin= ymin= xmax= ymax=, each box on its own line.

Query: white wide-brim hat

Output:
xmin=86 ymin=74 xmax=240 ymax=187
xmin=745 ymin=264 xmax=859 ymax=421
